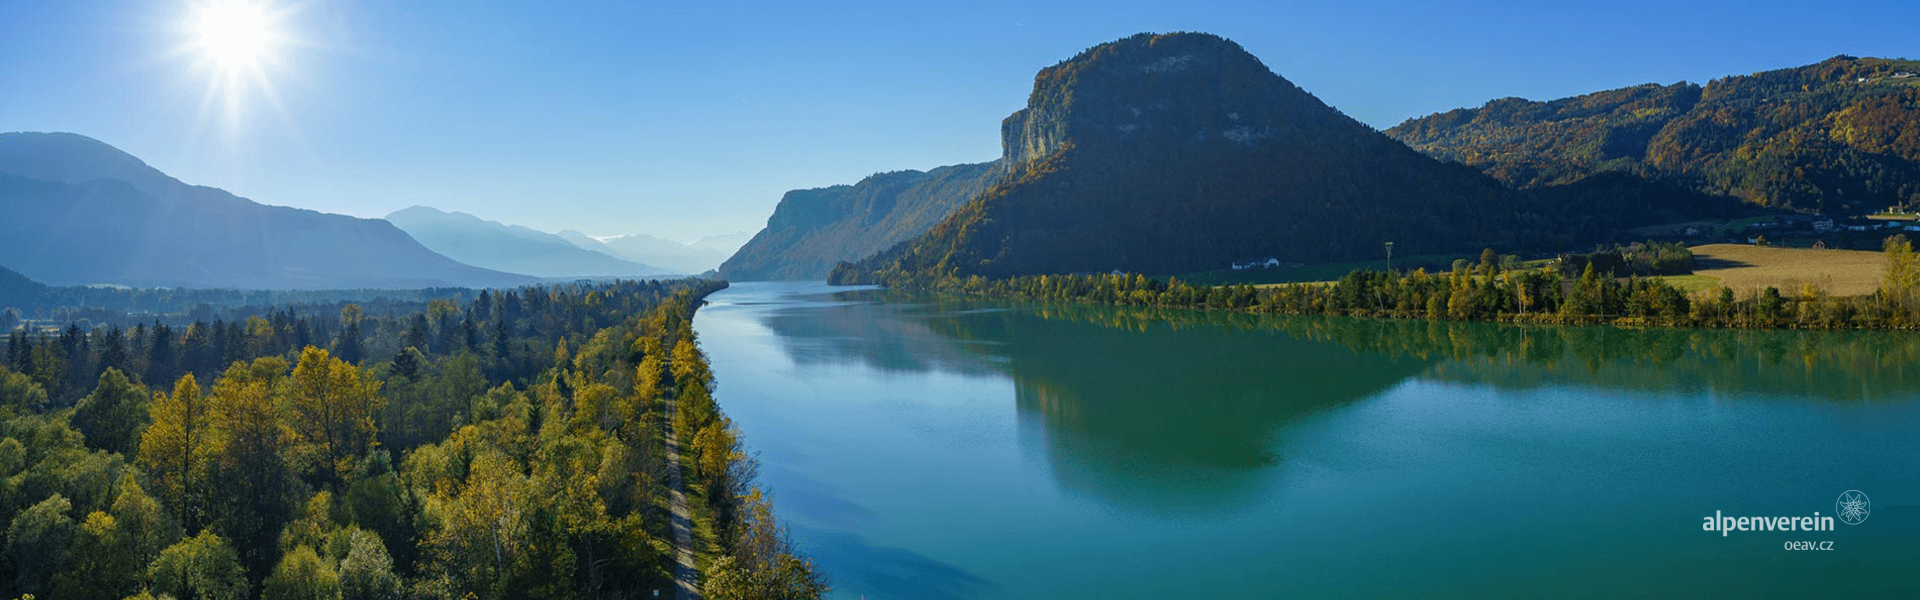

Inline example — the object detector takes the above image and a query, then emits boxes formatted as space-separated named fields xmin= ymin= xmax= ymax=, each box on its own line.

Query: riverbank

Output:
xmin=830 ymin=238 xmax=1920 ymax=330
xmin=668 ymin=284 xmax=830 ymax=598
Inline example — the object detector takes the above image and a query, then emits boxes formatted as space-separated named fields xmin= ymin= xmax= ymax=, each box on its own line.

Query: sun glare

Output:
xmin=167 ymin=0 xmax=303 ymax=139
xmin=194 ymin=1 xmax=275 ymax=69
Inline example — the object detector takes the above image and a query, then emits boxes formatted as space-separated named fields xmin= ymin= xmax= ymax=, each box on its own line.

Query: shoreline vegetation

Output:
xmin=905 ymin=293 xmax=1920 ymax=403
xmin=0 ymin=278 xmax=825 ymax=600
xmin=830 ymin=236 xmax=1920 ymax=331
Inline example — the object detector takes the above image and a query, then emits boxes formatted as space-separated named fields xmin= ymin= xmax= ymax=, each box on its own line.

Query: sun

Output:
xmin=193 ymin=0 xmax=277 ymax=70
xmin=165 ymin=0 xmax=305 ymax=137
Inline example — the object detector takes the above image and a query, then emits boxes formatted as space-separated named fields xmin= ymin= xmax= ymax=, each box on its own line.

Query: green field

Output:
xmin=1714 ymin=215 xmax=1775 ymax=237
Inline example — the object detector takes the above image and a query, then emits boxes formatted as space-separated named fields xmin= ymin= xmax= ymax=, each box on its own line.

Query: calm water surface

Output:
xmin=692 ymin=281 xmax=1919 ymax=599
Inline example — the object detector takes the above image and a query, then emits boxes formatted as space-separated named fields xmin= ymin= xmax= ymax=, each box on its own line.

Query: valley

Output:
xmin=4 ymin=17 xmax=1919 ymax=600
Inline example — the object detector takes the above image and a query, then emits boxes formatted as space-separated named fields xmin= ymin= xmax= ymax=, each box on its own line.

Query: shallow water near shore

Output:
xmin=693 ymin=281 xmax=1920 ymax=599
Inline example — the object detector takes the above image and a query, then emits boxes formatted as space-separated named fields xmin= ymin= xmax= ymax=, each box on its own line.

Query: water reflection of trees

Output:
xmin=755 ymin=287 xmax=1433 ymax=510
xmin=760 ymin=289 xmax=1007 ymax=377
xmin=1013 ymin=300 xmax=1920 ymax=402
xmin=745 ymin=286 xmax=1920 ymax=511
xmin=918 ymin=300 xmax=1434 ymax=512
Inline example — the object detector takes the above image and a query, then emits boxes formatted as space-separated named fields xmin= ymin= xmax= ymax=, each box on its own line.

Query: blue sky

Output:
xmin=1 ymin=0 xmax=1911 ymax=240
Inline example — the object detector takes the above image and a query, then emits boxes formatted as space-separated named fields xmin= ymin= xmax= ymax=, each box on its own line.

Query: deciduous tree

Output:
xmin=150 ymin=530 xmax=250 ymax=600
xmin=287 ymin=347 xmax=383 ymax=480
xmin=262 ymin=545 xmax=339 ymax=600
xmin=54 ymin=510 xmax=141 ymax=600
xmin=73 ymin=367 xmax=148 ymax=454
xmin=5 ymin=493 xmax=76 ymax=593
xmin=0 ymin=364 xmax=47 ymax=412
xmin=110 ymin=475 xmax=183 ymax=573
xmin=139 ymin=373 xmax=214 ymax=528
xmin=208 ymin=357 xmax=297 ymax=578
xmin=338 ymin=528 xmax=402 ymax=600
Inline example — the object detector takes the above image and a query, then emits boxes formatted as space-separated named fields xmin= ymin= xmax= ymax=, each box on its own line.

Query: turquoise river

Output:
xmin=691 ymin=281 xmax=1918 ymax=599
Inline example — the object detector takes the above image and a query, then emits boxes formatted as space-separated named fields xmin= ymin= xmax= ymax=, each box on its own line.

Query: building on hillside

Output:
xmin=1230 ymin=258 xmax=1285 ymax=271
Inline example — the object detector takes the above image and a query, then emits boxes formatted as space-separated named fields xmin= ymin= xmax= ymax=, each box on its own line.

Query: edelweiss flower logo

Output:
xmin=1836 ymin=490 xmax=1870 ymax=525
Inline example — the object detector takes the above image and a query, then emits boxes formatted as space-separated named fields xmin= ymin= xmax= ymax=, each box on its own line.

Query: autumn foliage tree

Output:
xmin=208 ymin=356 xmax=297 ymax=576
xmin=139 ymin=373 xmax=214 ymax=529
xmin=286 ymin=347 xmax=383 ymax=481
xmin=0 ymin=278 xmax=822 ymax=599
xmin=1882 ymin=234 xmax=1919 ymax=318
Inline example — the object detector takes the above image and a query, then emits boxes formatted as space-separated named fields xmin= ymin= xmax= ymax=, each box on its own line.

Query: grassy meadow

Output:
xmin=1683 ymin=243 xmax=1886 ymax=297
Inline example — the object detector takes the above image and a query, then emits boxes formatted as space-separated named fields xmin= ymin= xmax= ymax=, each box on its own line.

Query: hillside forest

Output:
xmin=1387 ymin=56 xmax=1920 ymax=215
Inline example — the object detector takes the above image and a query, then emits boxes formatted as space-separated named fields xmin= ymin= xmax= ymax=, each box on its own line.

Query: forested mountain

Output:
xmin=384 ymin=206 xmax=662 ymax=279
xmin=0 ymin=265 xmax=47 ymax=317
xmin=719 ymin=161 xmax=1002 ymax=280
xmin=834 ymin=33 xmax=1734 ymax=282
xmin=560 ymin=232 xmax=733 ymax=275
xmin=0 ymin=133 xmax=534 ymax=289
xmin=1386 ymin=56 xmax=1920 ymax=213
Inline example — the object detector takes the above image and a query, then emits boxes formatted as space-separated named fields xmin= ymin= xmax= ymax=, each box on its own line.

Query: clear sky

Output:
xmin=2 ymin=0 xmax=1912 ymax=240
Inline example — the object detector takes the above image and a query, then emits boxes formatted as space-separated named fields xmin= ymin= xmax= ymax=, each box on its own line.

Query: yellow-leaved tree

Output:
xmin=213 ymin=358 xmax=289 ymax=475
xmin=670 ymin=337 xmax=712 ymax=391
xmin=138 ymin=373 xmax=214 ymax=529
xmin=208 ymin=357 xmax=295 ymax=562
xmin=430 ymin=450 xmax=530 ymax=590
xmin=285 ymin=347 xmax=384 ymax=481
xmin=1883 ymin=234 xmax=1919 ymax=321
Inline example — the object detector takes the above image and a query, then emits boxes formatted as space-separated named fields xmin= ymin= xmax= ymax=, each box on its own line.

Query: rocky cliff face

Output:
xmin=999 ymin=33 xmax=1343 ymax=168
xmin=840 ymin=32 xmax=1563 ymax=279
xmin=717 ymin=161 xmax=1001 ymax=281
xmin=723 ymin=34 xmax=1354 ymax=282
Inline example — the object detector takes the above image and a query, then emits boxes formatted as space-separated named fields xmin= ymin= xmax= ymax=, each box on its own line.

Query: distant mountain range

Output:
xmin=0 ymin=132 xmax=535 ymax=289
xmin=1386 ymin=56 xmax=1920 ymax=214
xmin=558 ymin=232 xmax=735 ymax=275
xmin=688 ymin=231 xmax=753 ymax=255
xmin=19 ymin=46 xmax=1890 ymax=290
xmin=830 ymin=32 xmax=1738 ymax=281
xmin=384 ymin=206 xmax=662 ymax=278
xmin=718 ymin=162 xmax=1001 ymax=280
